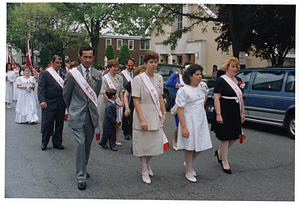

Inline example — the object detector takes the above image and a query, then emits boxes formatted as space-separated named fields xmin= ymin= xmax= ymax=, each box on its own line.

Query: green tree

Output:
xmin=7 ymin=3 xmax=82 ymax=61
xmin=60 ymin=3 xmax=160 ymax=67
xmin=104 ymin=44 xmax=115 ymax=61
xmin=118 ymin=44 xmax=131 ymax=66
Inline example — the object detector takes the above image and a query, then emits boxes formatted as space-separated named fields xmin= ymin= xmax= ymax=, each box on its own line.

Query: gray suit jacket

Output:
xmin=63 ymin=64 xmax=102 ymax=129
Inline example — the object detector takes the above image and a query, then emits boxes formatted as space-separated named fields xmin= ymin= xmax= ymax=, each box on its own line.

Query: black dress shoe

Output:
xmin=53 ymin=145 xmax=64 ymax=150
xmin=221 ymin=164 xmax=232 ymax=174
xmin=99 ymin=142 xmax=108 ymax=149
xmin=214 ymin=150 xmax=222 ymax=165
xmin=87 ymin=172 xmax=90 ymax=178
xmin=41 ymin=145 xmax=47 ymax=151
xmin=124 ymin=135 xmax=130 ymax=140
xmin=78 ymin=182 xmax=86 ymax=190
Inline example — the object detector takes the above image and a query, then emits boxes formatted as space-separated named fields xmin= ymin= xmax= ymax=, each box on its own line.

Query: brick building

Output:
xmin=65 ymin=35 xmax=151 ymax=67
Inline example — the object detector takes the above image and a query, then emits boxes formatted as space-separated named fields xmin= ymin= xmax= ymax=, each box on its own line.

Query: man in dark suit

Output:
xmin=120 ymin=58 xmax=135 ymax=140
xmin=63 ymin=45 xmax=102 ymax=191
xmin=99 ymin=88 xmax=119 ymax=151
xmin=38 ymin=55 xmax=66 ymax=151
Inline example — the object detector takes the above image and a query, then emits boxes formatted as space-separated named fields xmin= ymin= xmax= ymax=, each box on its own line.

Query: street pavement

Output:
xmin=3 ymin=101 xmax=295 ymax=203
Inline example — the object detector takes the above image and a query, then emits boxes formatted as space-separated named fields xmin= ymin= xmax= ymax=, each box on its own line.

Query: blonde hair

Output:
xmin=221 ymin=57 xmax=240 ymax=71
xmin=134 ymin=65 xmax=146 ymax=76
xmin=70 ymin=61 xmax=79 ymax=68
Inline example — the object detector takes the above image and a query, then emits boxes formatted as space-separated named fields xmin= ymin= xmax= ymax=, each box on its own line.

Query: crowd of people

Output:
xmin=5 ymin=45 xmax=245 ymax=190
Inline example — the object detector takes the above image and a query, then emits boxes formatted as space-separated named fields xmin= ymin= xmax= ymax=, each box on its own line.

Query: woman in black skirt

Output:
xmin=212 ymin=57 xmax=245 ymax=174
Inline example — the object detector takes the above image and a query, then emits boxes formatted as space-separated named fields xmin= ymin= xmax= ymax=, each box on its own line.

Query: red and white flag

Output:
xmin=26 ymin=37 xmax=33 ymax=74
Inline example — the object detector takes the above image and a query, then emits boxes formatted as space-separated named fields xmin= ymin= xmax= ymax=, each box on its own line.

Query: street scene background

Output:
xmin=3 ymin=101 xmax=295 ymax=203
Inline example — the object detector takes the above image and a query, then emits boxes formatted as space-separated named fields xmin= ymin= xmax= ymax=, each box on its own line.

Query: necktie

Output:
xmin=86 ymin=69 xmax=91 ymax=85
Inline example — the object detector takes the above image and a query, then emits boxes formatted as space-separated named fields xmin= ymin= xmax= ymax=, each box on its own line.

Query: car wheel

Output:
xmin=286 ymin=114 xmax=295 ymax=139
xmin=163 ymin=92 xmax=171 ymax=111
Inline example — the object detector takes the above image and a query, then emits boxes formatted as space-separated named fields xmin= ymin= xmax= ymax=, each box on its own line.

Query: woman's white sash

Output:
xmin=139 ymin=72 xmax=170 ymax=151
xmin=179 ymin=74 xmax=185 ymax=86
xmin=69 ymin=67 xmax=98 ymax=108
xmin=221 ymin=75 xmax=243 ymax=111
xmin=121 ymin=70 xmax=133 ymax=82
xmin=103 ymin=74 xmax=123 ymax=123
xmin=46 ymin=67 xmax=64 ymax=88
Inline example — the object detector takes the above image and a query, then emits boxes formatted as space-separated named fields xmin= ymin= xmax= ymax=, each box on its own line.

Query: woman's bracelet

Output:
xmin=140 ymin=118 xmax=145 ymax=122
xmin=216 ymin=112 xmax=221 ymax=115
xmin=162 ymin=111 xmax=167 ymax=114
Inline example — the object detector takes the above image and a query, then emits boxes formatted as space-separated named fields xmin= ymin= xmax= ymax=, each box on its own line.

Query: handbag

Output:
xmin=170 ymin=104 xmax=178 ymax=116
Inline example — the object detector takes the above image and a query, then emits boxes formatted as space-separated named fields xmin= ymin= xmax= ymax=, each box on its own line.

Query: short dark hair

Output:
xmin=213 ymin=65 xmax=217 ymax=68
xmin=6 ymin=62 xmax=12 ymax=72
xmin=65 ymin=59 xmax=71 ymax=63
xmin=143 ymin=51 xmax=159 ymax=63
xmin=52 ymin=55 xmax=62 ymax=63
xmin=79 ymin=45 xmax=94 ymax=56
xmin=183 ymin=64 xmax=204 ymax=85
xmin=105 ymin=88 xmax=117 ymax=99
xmin=125 ymin=58 xmax=135 ymax=65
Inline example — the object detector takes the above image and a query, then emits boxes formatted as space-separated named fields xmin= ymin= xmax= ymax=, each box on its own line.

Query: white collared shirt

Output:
xmin=108 ymin=99 xmax=115 ymax=105
xmin=82 ymin=64 xmax=91 ymax=80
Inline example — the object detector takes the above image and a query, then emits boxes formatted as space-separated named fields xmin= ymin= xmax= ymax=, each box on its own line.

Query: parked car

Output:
xmin=155 ymin=63 xmax=182 ymax=111
xmin=205 ymin=66 xmax=295 ymax=139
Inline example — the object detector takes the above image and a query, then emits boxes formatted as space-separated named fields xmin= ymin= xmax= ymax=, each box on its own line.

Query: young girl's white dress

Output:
xmin=6 ymin=70 xmax=16 ymax=104
xmin=176 ymin=82 xmax=212 ymax=152
xmin=13 ymin=70 xmax=20 ymax=101
xmin=15 ymin=76 xmax=39 ymax=123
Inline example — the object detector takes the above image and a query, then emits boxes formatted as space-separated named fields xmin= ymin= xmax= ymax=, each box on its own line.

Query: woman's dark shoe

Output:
xmin=221 ymin=164 xmax=232 ymax=174
xmin=214 ymin=150 xmax=222 ymax=165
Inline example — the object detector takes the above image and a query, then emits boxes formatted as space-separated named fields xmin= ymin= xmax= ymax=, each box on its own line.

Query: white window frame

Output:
xmin=117 ymin=39 xmax=123 ymax=50
xmin=139 ymin=55 xmax=144 ymax=65
xmin=128 ymin=40 xmax=134 ymax=50
xmin=106 ymin=39 xmax=112 ymax=48
xmin=140 ymin=41 xmax=150 ymax=50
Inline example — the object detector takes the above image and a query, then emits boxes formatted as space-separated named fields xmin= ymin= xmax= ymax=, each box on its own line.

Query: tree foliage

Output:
xmin=118 ymin=44 xmax=131 ymax=66
xmin=154 ymin=4 xmax=295 ymax=66
xmin=61 ymin=3 xmax=160 ymax=67
xmin=7 ymin=3 xmax=82 ymax=65
xmin=104 ymin=44 xmax=115 ymax=61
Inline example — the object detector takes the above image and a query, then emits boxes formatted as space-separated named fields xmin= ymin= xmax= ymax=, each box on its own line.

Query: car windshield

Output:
xmin=155 ymin=65 xmax=181 ymax=77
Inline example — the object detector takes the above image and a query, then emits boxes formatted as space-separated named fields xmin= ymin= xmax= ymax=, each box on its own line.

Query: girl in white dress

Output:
xmin=13 ymin=64 xmax=21 ymax=101
xmin=15 ymin=67 xmax=39 ymax=124
xmin=176 ymin=64 xmax=212 ymax=183
xmin=6 ymin=63 xmax=16 ymax=108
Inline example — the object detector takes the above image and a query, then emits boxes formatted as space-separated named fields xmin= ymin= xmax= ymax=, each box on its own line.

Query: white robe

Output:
xmin=15 ymin=76 xmax=39 ymax=123
xmin=6 ymin=71 xmax=16 ymax=103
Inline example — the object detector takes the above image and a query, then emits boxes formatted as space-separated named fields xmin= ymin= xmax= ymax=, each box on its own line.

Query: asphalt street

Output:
xmin=3 ymin=101 xmax=295 ymax=203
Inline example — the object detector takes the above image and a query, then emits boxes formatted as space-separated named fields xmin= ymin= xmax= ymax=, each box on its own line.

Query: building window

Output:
xmin=178 ymin=5 xmax=183 ymax=30
xmin=128 ymin=40 xmax=134 ymax=50
xmin=140 ymin=41 xmax=150 ymax=50
xmin=117 ymin=39 xmax=123 ymax=50
xmin=139 ymin=56 xmax=144 ymax=65
xmin=106 ymin=39 xmax=112 ymax=48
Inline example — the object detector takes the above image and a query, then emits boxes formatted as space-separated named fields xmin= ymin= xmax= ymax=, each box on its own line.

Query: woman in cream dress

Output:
xmin=132 ymin=51 xmax=167 ymax=184
xmin=98 ymin=59 xmax=124 ymax=145
xmin=6 ymin=63 xmax=16 ymax=108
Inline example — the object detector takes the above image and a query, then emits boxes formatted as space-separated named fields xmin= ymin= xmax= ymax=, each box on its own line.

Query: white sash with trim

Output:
xmin=103 ymin=74 xmax=123 ymax=123
xmin=46 ymin=67 xmax=64 ymax=88
xmin=179 ymin=74 xmax=185 ymax=86
xmin=46 ymin=67 xmax=69 ymax=119
xmin=221 ymin=75 xmax=246 ymax=139
xmin=139 ymin=72 xmax=170 ymax=151
xmin=121 ymin=70 xmax=133 ymax=82
xmin=69 ymin=67 xmax=98 ymax=108
xmin=221 ymin=75 xmax=243 ymax=111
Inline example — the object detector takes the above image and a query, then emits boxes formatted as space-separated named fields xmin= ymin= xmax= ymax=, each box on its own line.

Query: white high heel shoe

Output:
xmin=185 ymin=174 xmax=197 ymax=183
xmin=183 ymin=162 xmax=196 ymax=176
xmin=147 ymin=165 xmax=153 ymax=177
xmin=141 ymin=172 xmax=151 ymax=184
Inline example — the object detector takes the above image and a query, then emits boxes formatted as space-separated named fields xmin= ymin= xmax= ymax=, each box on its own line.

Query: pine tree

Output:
xmin=118 ymin=44 xmax=131 ymax=66
xmin=104 ymin=44 xmax=115 ymax=61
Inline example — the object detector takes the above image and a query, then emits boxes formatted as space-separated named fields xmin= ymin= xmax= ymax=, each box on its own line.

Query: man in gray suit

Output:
xmin=63 ymin=45 xmax=102 ymax=190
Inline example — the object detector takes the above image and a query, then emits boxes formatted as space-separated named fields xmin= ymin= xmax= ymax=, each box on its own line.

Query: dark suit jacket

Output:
xmin=38 ymin=68 xmax=67 ymax=111
xmin=63 ymin=64 xmax=102 ymax=129
xmin=103 ymin=100 xmax=118 ymax=129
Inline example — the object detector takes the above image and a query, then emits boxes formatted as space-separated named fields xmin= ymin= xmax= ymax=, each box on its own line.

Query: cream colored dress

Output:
xmin=98 ymin=72 xmax=125 ymax=123
xmin=132 ymin=73 xmax=164 ymax=157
